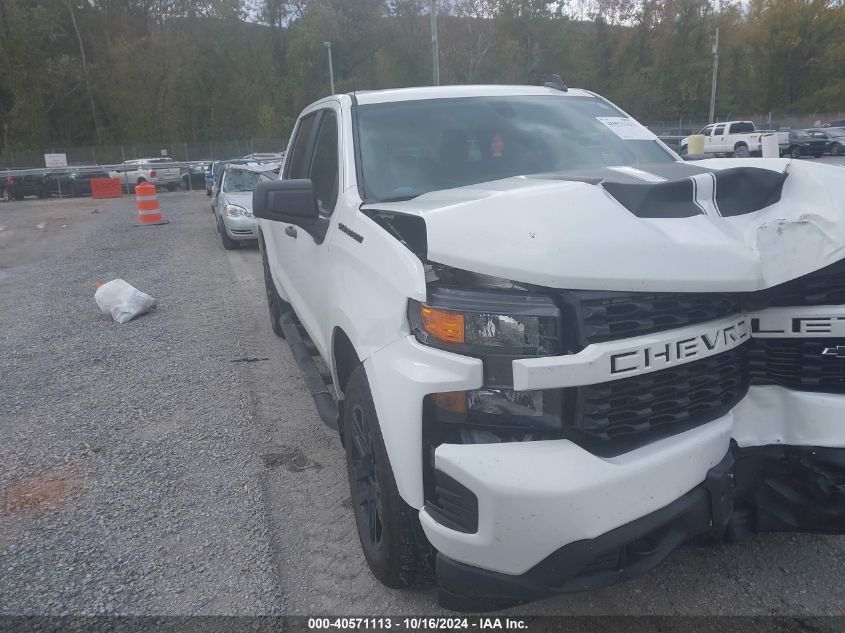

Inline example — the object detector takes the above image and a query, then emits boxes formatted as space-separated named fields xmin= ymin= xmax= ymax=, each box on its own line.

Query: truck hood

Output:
xmin=361 ymin=159 xmax=845 ymax=292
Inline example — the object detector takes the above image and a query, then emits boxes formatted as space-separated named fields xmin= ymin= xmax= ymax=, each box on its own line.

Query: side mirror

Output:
xmin=254 ymin=179 xmax=318 ymax=226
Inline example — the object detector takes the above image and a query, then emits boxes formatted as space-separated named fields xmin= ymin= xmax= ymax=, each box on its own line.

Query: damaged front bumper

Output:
xmin=435 ymin=443 xmax=845 ymax=611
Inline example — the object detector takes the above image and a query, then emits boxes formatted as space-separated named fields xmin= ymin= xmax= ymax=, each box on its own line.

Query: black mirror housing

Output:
xmin=254 ymin=179 xmax=319 ymax=225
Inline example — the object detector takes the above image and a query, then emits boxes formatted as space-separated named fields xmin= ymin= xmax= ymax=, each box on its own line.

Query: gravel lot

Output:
xmin=1 ymin=181 xmax=844 ymax=618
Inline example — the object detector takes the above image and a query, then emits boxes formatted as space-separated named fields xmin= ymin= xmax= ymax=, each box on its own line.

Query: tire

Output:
xmin=2 ymin=188 xmax=9 ymax=202
xmin=259 ymin=234 xmax=289 ymax=338
xmin=217 ymin=214 xmax=239 ymax=250
xmin=679 ymin=146 xmax=688 ymax=157
xmin=790 ymin=146 xmax=801 ymax=159
xmin=342 ymin=366 xmax=424 ymax=589
xmin=833 ymin=143 xmax=842 ymax=156
xmin=733 ymin=144 xmax=750 ymax=158
xmin=167 ymin=182 xmax=177 ymax=192
xmin=68 ymin=181 xmax=78 ymax=198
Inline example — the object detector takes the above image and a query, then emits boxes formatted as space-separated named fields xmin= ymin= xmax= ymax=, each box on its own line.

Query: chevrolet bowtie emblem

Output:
xmin=821 ymin=346 xmax=845 ymax=358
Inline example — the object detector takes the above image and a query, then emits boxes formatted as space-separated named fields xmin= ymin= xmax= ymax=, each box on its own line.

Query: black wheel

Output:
xmin=217 ymin=214 xmax=239 ymax=250
xmin=790 ymin=146 xmax=801 ymax=159
xmin=733 ymin=144 xmax=750 ymax=158
xmin=679 ymin=146 xmax=688 ymax=157
xmin=167 ymin=182 xmax=177 ymax=192
xmin=259 ymin=235 xmax=289 ymax=337
xmin=342 ymin=366 xmax=424 ymax=589
xmin=833 ymin=143 xmax=842 ymax=156
xmin=67 ymin=181 xmax=78 ymax=197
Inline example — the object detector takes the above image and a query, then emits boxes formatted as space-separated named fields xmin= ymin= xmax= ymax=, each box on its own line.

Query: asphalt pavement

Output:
xmin=0 ymin=181 xmax=844 ymax=618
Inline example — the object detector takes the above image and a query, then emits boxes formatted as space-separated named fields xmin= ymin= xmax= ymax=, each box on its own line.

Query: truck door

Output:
xmin=266 ymin=106 xmax=341 ymax=360
xmin=713 ymin=124 xmax=726 ymax=153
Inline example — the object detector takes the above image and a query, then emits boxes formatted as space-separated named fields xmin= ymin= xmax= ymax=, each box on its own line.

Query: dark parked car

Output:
xmin=806 ymin=128 xmax=845 ymax=156
xmin=782 ymin=129 xmax=827 ymax=158
xmin=2 ymin=172 xmax=48 ymax=201
xmin=182 ymin=162 xmax=210 ymax=190
xmin=657 ymin=128 xmax=693 ymax=152
xmin=44 ymin=163 xmax=110 ymax=197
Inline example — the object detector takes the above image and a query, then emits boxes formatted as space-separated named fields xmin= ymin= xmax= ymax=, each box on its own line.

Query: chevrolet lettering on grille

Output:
xmin=610 ymin=319 xmax=750 ymax=375
xmin=512 ymin=305 xmax=845 ymax=392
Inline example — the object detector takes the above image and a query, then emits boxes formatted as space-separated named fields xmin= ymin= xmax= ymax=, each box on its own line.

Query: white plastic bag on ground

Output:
xmin=95 ymin=279 xmax=157 ymax=323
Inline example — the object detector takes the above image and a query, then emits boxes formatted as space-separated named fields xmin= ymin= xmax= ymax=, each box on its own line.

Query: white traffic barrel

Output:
xmin=761 ymin=133 xmax=779 ymax=158
xmin=687 ymin=134 xmax=705 ymax=155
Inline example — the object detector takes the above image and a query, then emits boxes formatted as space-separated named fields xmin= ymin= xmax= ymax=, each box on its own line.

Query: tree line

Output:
xmin=0 ymin=0 xmax=843 ymax=155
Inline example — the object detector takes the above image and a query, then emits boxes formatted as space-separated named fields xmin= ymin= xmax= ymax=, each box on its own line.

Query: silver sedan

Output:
xmin=212 ymin=163 xmax=279 ymax=250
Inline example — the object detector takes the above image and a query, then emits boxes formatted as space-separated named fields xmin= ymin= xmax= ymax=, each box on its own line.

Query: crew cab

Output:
xmin=680 ymin=120 xmax=762 ymax=157
xmin=254 ymin=84 xmax=845 ymax=611
xmin=109 ymin=158 xmax=181 ymax=191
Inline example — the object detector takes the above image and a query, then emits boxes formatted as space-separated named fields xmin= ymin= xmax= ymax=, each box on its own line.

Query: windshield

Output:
xmin=223 ymin=169 xmax=264 ymax=192
xmin=355 ymin=95 xmax=674 ymax=202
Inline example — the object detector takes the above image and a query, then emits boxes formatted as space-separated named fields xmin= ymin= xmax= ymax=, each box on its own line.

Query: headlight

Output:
xmin=224 ymin=204 xmax=248 ymax=217
xmin=409 ymin=287 xmax=560 ymax=357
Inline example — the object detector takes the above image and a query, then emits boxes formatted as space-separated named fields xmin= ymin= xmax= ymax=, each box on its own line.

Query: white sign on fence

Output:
xmin=44 ymin=153 xmax=68 ymax=168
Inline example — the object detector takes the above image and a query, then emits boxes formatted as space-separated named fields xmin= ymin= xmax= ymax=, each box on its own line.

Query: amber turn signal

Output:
xmin=420 ymin=305 xmax=465 ymax=344
xmin=432 ymin=391 xmax=468 ymax=413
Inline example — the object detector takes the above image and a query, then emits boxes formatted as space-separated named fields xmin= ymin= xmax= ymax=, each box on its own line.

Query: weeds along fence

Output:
xmin=0 ymin=138 xmax=287 ymax=169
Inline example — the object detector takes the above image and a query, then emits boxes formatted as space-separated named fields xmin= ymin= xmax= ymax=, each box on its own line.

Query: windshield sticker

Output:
xmin=596 ymin=117 xmax=657 ymax=140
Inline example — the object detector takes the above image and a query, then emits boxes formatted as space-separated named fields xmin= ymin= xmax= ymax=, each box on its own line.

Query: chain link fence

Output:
xmin=644 ymin=112 xmax=845 ymax=133
xmin=0 ymin=137 xmax=287 ymax=169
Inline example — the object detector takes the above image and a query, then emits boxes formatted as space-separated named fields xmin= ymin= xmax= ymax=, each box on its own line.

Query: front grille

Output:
xmin=566 ymin=258 xmax=845 ymax=349
xmin=565 ymin=291 xmax=738 ymax=349
xmin=754 ymin=259 xmax=845 ymax=308
xmin=749 ymin=338 xmax=845 ymax=392
xmin=565 ymin=346 xmax=749 ymax=456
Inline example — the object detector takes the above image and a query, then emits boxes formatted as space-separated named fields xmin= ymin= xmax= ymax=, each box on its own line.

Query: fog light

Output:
xmin=431 ymin=388 xmax=561 ymax=431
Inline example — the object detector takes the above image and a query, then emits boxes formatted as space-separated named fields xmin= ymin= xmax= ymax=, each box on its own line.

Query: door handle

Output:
xmin=285 ymin=225 xmax=298 ymax=238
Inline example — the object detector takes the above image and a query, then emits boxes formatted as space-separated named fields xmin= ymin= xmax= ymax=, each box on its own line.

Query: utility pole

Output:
xmin=430 ymin=0 xmax=440 ymax=86
xmin=324 ymin=41 xmax=335 ymax=95
xmin=708 ymin=27 xmax=719 ymax=125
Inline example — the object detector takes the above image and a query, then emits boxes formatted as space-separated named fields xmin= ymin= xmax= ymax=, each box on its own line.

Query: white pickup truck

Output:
xmin=680 ymin=120 xmax=762 ymax=157
xmin=254 ymin=84 xmax=845 ymax=611
xmin=109 ymin=158 xmax=181 ymax=191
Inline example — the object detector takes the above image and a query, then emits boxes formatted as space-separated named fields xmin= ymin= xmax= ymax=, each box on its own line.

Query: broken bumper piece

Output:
xmin=435 ymin=444 xmax=845 ymax=612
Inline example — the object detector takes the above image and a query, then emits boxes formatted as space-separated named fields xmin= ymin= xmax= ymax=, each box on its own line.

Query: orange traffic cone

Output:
xmin=134 ymin=182 xmax=168 ymax=226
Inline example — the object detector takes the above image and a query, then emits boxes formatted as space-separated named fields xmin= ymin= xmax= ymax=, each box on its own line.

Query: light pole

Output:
xmin=430 ymin=0 xmax=440 ymax=86
xmin=324 ymin=41 xmax=335 ymax=95
xmin=708 ymin=27 xmax=719 ymax=125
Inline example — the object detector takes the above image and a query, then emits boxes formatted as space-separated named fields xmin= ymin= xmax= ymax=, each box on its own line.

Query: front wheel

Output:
xmin=217 ymin=215 xmax=239 ymax=250
xmin=790 ymin=146 xmax=801 ymax=159
xmin=259 ymin=235 xmax=289 ymax=337
xmin=733 ymin=144 xmax=750 ymax=158
xmin=342 ymin=366 xmax=425 ymax=589
xmin=832 ymin=143 xmax=842 ymax=156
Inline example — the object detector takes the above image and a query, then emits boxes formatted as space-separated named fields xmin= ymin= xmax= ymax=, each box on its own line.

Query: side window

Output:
xmin=730 ymin=122 xmax=754 ymax=133
xmin=308 ymin=110 xmax=339 ymax=216
xmin=284 ymin=113 xmax=318 ymax=179
xmin=700 ymin=126 xmax=713 ymax=136
xmin=714 ymin=124 xmax=725 ymax=136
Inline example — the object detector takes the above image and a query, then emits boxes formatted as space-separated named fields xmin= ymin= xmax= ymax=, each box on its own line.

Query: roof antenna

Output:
xmin=544 ymin=74 xmax=568 ymax=92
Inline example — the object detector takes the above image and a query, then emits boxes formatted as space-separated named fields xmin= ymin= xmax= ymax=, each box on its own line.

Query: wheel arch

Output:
xmin=332 ymin=326 xmax=362 ymax=397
